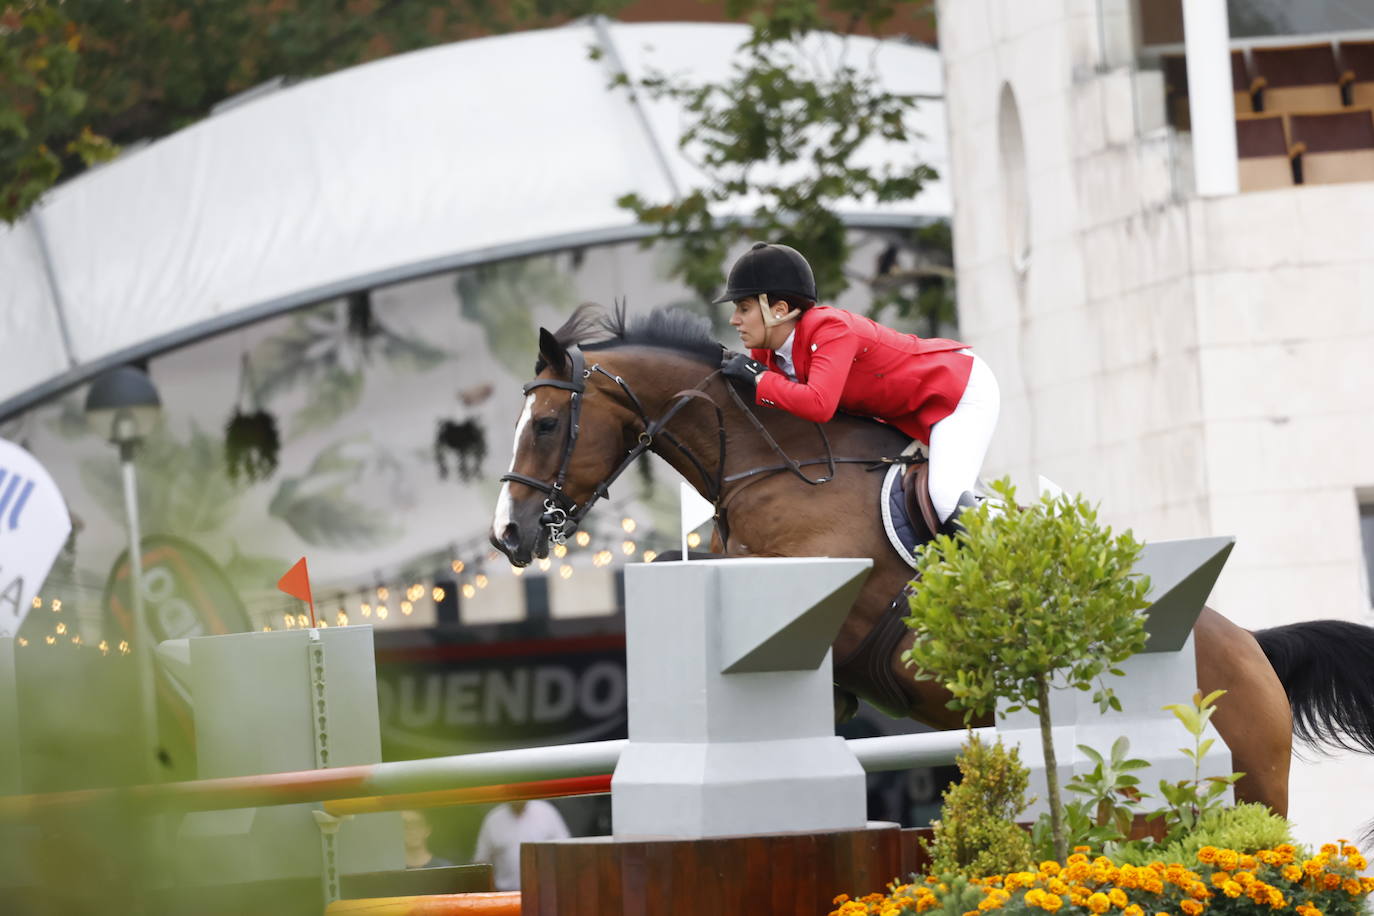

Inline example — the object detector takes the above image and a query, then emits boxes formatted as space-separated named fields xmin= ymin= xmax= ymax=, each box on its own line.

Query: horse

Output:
xmin=489 ymin=303 xmax=1374 ymax=820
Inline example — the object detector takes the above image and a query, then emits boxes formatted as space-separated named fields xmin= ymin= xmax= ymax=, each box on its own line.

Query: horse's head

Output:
xmin=490 ymin=328 xmax=639 ymax=566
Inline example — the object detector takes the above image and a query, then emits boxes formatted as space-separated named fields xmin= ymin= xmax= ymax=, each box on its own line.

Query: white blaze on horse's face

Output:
xmin=492 ymin=393 xmax=535 ymax=541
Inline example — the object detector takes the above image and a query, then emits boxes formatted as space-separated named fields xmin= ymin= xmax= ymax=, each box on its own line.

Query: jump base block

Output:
xmin=521 ymin=822 xmax=904 ymax=915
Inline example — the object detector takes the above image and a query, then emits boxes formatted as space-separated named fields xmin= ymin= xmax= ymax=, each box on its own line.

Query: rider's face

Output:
xmin=729 ymin=297 xmax=786 ymax=350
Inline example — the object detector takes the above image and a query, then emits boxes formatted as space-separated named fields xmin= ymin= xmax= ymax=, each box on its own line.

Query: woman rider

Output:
xmin=716 ymin=242 xmax=1000 ymax=533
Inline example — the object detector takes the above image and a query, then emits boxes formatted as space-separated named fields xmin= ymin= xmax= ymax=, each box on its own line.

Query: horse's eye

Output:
xmin=534 ymin=416 xmax=559 ymax=436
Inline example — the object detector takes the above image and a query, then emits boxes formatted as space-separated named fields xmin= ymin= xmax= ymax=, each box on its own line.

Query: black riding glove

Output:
xmin=720 ymin=351 xmax=767 ymax=386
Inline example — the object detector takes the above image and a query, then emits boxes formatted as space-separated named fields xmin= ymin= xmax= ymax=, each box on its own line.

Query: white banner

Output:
xmin=0 ymin=437 xmax=71 ymax=637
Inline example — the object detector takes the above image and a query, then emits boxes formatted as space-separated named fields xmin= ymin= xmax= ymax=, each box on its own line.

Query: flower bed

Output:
xmin=829 ymin=844 xmax=1373 ymax=916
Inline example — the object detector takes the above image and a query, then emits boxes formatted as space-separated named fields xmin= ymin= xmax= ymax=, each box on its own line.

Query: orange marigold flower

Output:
xmin=1234 ymin=871 xmax=1255 ymax=886
xmin=1048 ymin=879 xmax=1070 ymax=896
xmin=1108 ymin=888 xmax=1129 ymax=908
xmin=1123 ymin=905 xmax=1143 ymax=916
xmin=1040 ymin=893 xmax=1063 ymax=912
xmin=1180 ymin=899 xmax=1204 ymax=916
xmin=1217 ymin=851 xmax=1240 ymax=871
xmin=1282 ymin=865 xmax=1302 ymax=882
xmin=1087 ymin=893 xmax=1112 ymax=914
xmin=1322 ymin=873 xmax=1342 ymax=890
xmin=1321 ymin=844 xmax=1339 ymax=856
xmin=1240 ymin=855 xmax=1258 ymax=871
xmin=1025 ymin=889 xmax=1046 ymax=907
xmin=1074 ymin=846 xmax=1092 ymax=855
xmin=1143 ymin=880 xmax=1164 ymax=895
xmin=1065 ymin=863 xmax=1092 ymax=883
xmin=1303 ymin=860 xmax=1323 ymax=877
xmin=1222 ymin=882 xmax=1243 ymax=899
xmin=1198 ymin=847 xmax=1220 ymax=865
xmin=1348 ymin=854 xmax=1367 ymax=871
xmin=1361 ymin=877 xmax=1374 ymax=893
xmin=833 ymin=895 xmax=851 ymax=905
xmin=1340 ymin=845 xmax=1359 ymax=857
xmin=1211 ymin=873 xmax=1232 ymax=888
xmin=1342 ymin=879 xmax=1361 ymax=895
xmin=1267 ymin=889 xmax=1286 ymax=908
xmin=1040 ymin=862 xmax=1062 ymax=876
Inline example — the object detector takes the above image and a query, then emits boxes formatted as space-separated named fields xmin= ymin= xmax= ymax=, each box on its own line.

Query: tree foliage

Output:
xmin=903 ymin=478 xmax=1152 ymax=862
xmin=609 ymin=0 xmax=940 ymax=307
xmin=2 ymin=0 xmax=625 ymax=222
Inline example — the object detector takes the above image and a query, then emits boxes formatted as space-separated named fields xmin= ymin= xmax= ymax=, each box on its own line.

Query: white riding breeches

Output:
xmin=927 ymin=351 xmax=1000 ymax=523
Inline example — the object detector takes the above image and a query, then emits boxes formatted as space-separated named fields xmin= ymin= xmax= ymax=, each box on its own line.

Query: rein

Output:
xmin=502 ymin=345 xmax=922 ymax=548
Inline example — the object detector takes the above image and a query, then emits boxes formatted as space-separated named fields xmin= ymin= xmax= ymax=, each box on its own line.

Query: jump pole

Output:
xmin=0 ymin=730 xmax=988 ymax=819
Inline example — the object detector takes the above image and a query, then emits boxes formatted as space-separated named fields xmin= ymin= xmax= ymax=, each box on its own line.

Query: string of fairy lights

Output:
xmin=15 ymin=509 xmax=712 ymax=647
xmin=13 ymin=592 xmax=128 ymax=655
xmin=263 ymin=512 xmax=694 ymax=632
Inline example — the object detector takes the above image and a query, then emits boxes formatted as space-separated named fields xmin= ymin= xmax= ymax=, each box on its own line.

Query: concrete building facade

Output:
xmin=936 ymin=0 xmax=1374 ymax=846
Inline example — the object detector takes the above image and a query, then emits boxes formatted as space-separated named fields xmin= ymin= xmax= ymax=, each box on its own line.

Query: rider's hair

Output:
xmin=766 ymin=291 xmax=816 ymax=313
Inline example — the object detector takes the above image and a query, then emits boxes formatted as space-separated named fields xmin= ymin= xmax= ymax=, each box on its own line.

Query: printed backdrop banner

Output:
xmin=375 ymin=634 xmax=627 ymax=759
xmin=0 ymin=437 xmax=71 ymax=637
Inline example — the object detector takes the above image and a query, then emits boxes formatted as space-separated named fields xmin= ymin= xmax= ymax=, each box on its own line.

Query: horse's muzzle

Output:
xmin=489 ymin=521 xmax=550 ymax=568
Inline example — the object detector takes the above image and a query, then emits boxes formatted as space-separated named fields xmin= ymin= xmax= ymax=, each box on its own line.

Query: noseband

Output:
xmin=500 ymin=346 xmax=725 ymax=547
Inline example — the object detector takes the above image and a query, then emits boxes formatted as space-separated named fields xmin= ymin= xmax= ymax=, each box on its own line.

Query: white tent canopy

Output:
xmin=0 ymin=20 xmax=947 ymax=417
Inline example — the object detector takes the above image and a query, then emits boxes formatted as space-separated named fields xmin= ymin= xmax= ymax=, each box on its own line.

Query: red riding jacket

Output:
xmin=749 ymin=305 xmax=972 ymax=444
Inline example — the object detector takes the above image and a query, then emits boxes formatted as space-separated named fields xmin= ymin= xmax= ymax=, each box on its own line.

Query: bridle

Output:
xmin=501 ymin=344 xmax=918 ymax=549
xmin=500 ymin=346 xmax=726 ymax=546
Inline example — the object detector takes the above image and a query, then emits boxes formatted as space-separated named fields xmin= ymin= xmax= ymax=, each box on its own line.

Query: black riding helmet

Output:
xmin=712 ymin=242 xmax=817 ymax=304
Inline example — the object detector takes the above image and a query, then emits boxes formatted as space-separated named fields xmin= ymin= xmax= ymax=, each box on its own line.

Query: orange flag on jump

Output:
xmin=277 ymin=556 xmax=317 ymax=627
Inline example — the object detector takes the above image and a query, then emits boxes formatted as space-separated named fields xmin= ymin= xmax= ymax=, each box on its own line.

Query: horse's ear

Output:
xmin=538 ymin=327 xmax=567 ymax=374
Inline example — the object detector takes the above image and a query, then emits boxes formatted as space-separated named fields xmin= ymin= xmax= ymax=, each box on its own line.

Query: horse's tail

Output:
xmin=1254 ymin=619 xmax=1374 ymax=755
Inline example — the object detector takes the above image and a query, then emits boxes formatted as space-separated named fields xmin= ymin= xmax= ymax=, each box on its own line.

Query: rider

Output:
xmin=716 ymin=242 xmax=1000 ymax=533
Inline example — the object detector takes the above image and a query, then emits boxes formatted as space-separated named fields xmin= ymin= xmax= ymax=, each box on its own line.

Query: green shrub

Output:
xmin=923 ymin=733 xmax=1034 ymax=879
xmin=1114 ymin=802 xmax=1296 ymax=865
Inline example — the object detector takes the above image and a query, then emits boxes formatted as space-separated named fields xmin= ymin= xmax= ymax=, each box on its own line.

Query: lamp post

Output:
xmin=85 ymin=366 xmax=162 ymax=779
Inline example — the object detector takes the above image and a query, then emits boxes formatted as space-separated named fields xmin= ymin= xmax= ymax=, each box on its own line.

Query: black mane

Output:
xmin=536 ymin=302 xmax=723 ymax=373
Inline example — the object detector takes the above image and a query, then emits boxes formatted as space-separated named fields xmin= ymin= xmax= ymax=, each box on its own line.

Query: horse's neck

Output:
xmin=603 ymin=349 xmax=896 ymax=501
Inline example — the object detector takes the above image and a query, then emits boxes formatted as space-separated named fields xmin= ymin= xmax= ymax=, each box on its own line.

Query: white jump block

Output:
xmin=999 ymin=536 xmax=1237 ymax=820
xmin=612 ymin=558 xmax=872 ymax=838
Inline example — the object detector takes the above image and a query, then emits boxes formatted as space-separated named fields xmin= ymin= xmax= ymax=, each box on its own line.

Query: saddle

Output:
xmin=879 ymin=450 xmax=943 ymax=569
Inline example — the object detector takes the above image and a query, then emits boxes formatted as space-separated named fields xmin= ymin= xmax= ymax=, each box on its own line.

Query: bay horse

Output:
xmin=489 ymin=304 xmax=1374 ymax=819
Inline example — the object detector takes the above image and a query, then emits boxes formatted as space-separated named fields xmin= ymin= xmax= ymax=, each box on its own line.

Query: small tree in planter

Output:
xmin=904 ymin=479 xmax=1151 ymax=862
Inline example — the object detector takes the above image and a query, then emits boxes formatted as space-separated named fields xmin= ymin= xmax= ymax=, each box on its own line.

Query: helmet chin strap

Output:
xmin=757 ymin=292 xmax=802 ymax=329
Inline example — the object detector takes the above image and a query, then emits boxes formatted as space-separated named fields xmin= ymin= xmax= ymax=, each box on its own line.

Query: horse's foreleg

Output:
xmin=1194 ymin=607 xmax=1292 ymax=816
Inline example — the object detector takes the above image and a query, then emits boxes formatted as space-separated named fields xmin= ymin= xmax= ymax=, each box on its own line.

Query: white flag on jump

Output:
xmin=680 ymin=482 xmax=715 ymax=560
